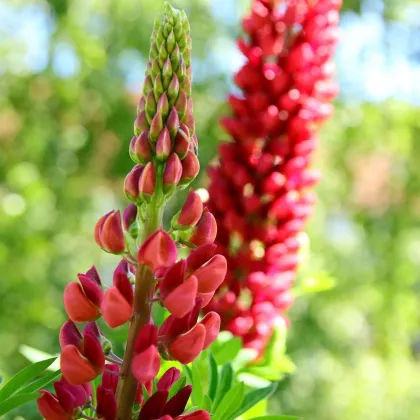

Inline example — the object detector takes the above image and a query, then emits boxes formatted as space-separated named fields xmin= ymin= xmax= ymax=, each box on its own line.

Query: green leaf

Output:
xmin=191 ymin=360 xmax=203 ymax=407
xmin=213 ymin=381 xmax=245 ymax=420
xmin=249 ymin=416 xmax=301 ymax=420
xmin=16 ymin=370 xmax=61 ymax=395
xmin=0 ymin=393 xmax=38 ymax=416
xmin=213 ymin=363 xmax=233 ymax=409
xmin=168 ymin=375 xmax=187 ymax=399
xmin=0 ymin=358 xmax=57 ymax=404
xmin=182 ymin=365 xmax=193 ymax=385
xmin=229 ymin=382 xmax=279 ymax=420
xmin=212 ymin=336 xmax=242 ymax=366
xmin=208 ymin=351 xmax=218 ymax=401
xmin=202 ymin=394 xmax=213 ymax=413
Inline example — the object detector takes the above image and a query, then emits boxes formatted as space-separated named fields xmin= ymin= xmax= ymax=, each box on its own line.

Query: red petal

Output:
xmin=163 ymin=276 xmax=198 ymax=318
xmin=63 ymin=282 xmax=100 ymax=323
xmin=37 ymin=391 xmax=69 ymax=420
xmin=169 ymin=324 xmax=206 ymax=364
xmin=101 ymin=287 xmax=133 ymax=328
xmin=194 ymin=255 xmax=227 ymax=293
xmin=132 ymin=345 xmax=161 ymax=385
xmin=199 ymin=312 xmax=221 ymax=349
xmin=60 ymin=345 xmax=98 ymax=385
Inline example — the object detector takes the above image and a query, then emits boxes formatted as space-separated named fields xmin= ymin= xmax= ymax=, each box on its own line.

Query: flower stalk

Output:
xmin=37 ymin=3 xmax=225 ymax=420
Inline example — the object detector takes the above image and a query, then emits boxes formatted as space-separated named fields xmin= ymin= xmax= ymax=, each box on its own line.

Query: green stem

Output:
xmin=116 ymin=162 xmax=165 ymax=420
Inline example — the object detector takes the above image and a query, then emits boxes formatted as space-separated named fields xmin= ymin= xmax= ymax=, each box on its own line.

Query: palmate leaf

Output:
xmin=0 ymin=357 xmax=57 ymax=404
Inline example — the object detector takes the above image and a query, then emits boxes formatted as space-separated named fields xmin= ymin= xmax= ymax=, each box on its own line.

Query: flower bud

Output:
xmin=132 ymin=131 xmax=152 ymax=165
xmin=139 ymin=162 xmax=156 ymax=202
xmin=174 ymin=189 xmax=203 ymax=229
xmin=134 ymin=111 xmax=149 ymax=135
xmin=175 ymin=89 xmax=188 ymax=121
xmin=166 ymin=106 xmax=180 ymax=137
xmin=138 ymin=230 xmax=178 ymax=273
xmin=145 ymin=91 xmax=157 ymax=123
xmin=122 ymin=203 xmax=138 ymax=231
xmin=149 ymin=111 xmax=164 ymax=143
xmin=189 ymin=209 xmax=217 ymax=247
xmin=124 ymin=165 xmax=144 ymax=202
xmin=168 ymin=74 xmax=180 ymax=104
xmin=94 ymin=210 xmax=126 ymax=254
xmin=156 ymin=127 xmax=172 ymax=161
xmin=157 ymin=367 xmax=181 ymax=391
xmin=179 ymin=151 xmax=200 ymax=186
xmin=96 ymin=386 xmax=117 ymax=420
xmin=157 ymin=92 xmax=170 ymax=120
xmin=173 ymin=127 xmax=190 ymax=160
xmin=163 ymin=153 xmax=182 ymax=193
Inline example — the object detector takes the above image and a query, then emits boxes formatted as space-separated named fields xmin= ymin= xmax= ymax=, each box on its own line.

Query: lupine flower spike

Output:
xmin=207 ymin=0 xmax=341 ymax=356
xmin=37 ymin=3 xmax=226 ymax=420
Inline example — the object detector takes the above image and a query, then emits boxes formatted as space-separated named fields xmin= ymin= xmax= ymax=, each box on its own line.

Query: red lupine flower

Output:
xmin=38 ymin=5 xmax=218 ymax=419
xmin=94 ymin=210 xmax=126 ymax=254
xmin=101 ymin=260 xmax=134 ymax=328
xmin=60 ymin=321 xmax=105 ymax=385
xmin=159 ymin=302 xmax=220 ymax=364
xmin=138 ymin=230 xmax=178 ymax=273
xmin=132 ymin=324 xmax=161 ymax=385
xmin=207 ymin=0 xmax=341 ymax=354
xmin=37 ymin=378 xmax=91 ymax=420
xmin=63 ymin=266 xmax=103 ymax=323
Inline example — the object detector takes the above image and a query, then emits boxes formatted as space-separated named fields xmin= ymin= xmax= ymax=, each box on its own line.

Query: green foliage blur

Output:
xmin=1 ymin=0 xmax=420 ymax=419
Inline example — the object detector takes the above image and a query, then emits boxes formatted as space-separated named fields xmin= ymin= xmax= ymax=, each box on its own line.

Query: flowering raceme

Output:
xmin=207 ymin=0 xmax=341 ymax=354
xmin=37 ymin=3 xmax=225 ymax=420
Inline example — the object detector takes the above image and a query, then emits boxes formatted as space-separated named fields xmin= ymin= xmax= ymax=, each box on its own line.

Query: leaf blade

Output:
xmin=228 ymin=382 xmax=279 ymax=420
xmin=0 ymin=358 xmax=57 ymax=403
xmin=0 ymin=393 xmax=38 ymax=416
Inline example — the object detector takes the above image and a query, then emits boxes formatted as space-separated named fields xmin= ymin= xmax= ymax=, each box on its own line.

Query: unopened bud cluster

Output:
xmin=37 ymin=4 xmax=224 ymax=420
xmin=125 ymin=3 xmax=198 ymax=204
xmin=207 ymin=0 xmax=341 ymax=355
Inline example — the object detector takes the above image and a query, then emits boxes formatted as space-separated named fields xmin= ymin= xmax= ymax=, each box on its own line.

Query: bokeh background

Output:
xmin=1 ymin=0 xmax=420 ymax=419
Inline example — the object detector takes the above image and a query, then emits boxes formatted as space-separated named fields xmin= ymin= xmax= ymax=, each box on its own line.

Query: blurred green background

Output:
xmin=1 ymin=0 xmax=420 ymax=419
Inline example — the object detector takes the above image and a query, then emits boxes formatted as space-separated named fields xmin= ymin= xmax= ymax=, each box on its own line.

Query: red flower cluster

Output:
xmin=37 ymin=366 xmax=209 ymax=420
xmin=37 ymin=4 xmax=225 ymax=419
xmin=207 ymin=0 xmax=341 ymax=354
